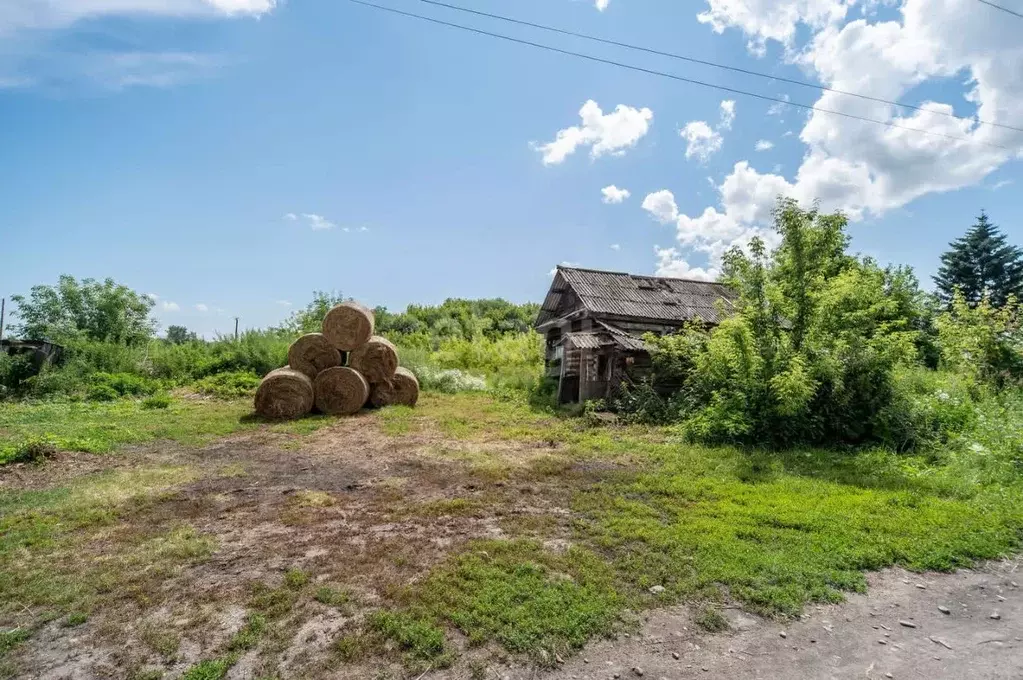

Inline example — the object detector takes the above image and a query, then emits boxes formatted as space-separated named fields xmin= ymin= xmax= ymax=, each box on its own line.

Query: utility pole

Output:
xmin=0 ymin=297 xmax=5 ymax=346
xmin=234 ymin=317 xmax=239 ymax=342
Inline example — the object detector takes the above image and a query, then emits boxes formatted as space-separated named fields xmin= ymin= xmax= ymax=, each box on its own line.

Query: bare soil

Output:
xmin=501 ymin=563 xmax=1022 ymax=680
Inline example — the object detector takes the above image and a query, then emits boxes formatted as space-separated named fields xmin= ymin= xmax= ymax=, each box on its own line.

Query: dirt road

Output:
xmin=501 ymin=563 xmax=1021 ymax=680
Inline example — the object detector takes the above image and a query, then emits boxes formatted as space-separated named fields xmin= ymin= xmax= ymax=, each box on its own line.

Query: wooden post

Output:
xmin=234 ymin=317 xmax=239 ymax=342
xmin=0 ymin=297 xmax=5 ymax=345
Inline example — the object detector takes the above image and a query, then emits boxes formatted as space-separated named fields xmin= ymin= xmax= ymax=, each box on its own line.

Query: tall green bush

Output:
xmin=628 ymin=199 xmax=924 ymax=448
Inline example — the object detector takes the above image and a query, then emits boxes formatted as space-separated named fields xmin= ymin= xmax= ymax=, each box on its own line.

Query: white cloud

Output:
xmin=195 ymin=303 xmax=209 ymax=312
xmin=358 ymin=226 xmax=369 ymax=232
xmin=641 ymin=190 xmax=680 ymax=224
xmin=595 ymin=0 xmax=610 ymax=10
xmin=610 ymin=243 xmax=621 ymax=251
xmin=145 ymin=293 xmax=159 ymax=301
xmin=535 ymin=100 xmax=653 ymax=165
xmin=286 ymin=213 xmax=338 ymax=230
xmin=719 ymin=100 xmax=736 ymax=129
xmin=654 ymin=246 xmax=720 ymax=281
xmin=681 ymin=121 xmax=723 ymax=163
xmin=601 ymin=185 xmax=631 ymax=204
xmin=162 ymin=301 xmax=180 ymax=312
xmin=697 ymin=0 xmax=850 ymax=56
xmin=0 ymin=1 xmax=273 ymax=89
xmin=755 ymin=139 xmax=775 ymax=151
xmin=768 ymin=95 xmax=791 ymax=116
xmin=654 ymin=0 xmax=1023 ymax=281
xmin=991 ymin=179 xmax=1013 ymax=190
xmin=548 ymin=261 xmax=580 ymax=277
xmin=276 ymin=300 xmax=292 ymax=307
xmin=680 ymin=99 xmax=737 ymax=163
xmin=302 ymin=213 xmax=335 ymax=231
xmin=0 ymin=0 xmax=276 ymax=34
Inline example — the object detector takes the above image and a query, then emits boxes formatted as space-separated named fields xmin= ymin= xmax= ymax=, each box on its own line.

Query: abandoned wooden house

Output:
xmin=535 ymin=265 xmax=734 ymax=403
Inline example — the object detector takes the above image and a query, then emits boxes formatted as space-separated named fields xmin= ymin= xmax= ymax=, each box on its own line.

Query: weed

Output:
xmin=181 ymin=656 xmax=235 ymax=680
xmin=332 ymin=632 xmax=371 ymax=662
xmin=141 ymin=394 xmax=172 ymax=410
xmin=133 ymin=670 xmax=165 ymax=680
xmin=694 ymin=605 xmax=729 ymax=633
xmin=62 ymin=612 xmax=88 ymax=627
xmin=314 ymin=586 xmax=351 ymax=608
xmin=227 ymin=614 xmax=267 ymax=652
xmin=284 ymin=569 xmax=310 ymax=590
xmin=3 ymin=436 xmax=57 ymax=465
xmin=248 ymin=583 xmax=297 ymax=620
xmin=369 ymin=611 xmax=452 ymax=667
xmin=139 ymin=624 xmax=181 ymax=659
xmin=0 ymin=628 xmax=30 ymax=658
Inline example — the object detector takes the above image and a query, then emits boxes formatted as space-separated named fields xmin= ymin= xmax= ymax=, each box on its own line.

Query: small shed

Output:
xmin=1 ymin=339 xmax=65 ymax=370
xmin=534 ymin=266 xmax=734 ymax=403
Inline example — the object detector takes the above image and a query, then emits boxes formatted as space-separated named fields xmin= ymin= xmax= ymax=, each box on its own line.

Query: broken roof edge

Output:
xmin=556 ymin=264 xmax=727 ymax=287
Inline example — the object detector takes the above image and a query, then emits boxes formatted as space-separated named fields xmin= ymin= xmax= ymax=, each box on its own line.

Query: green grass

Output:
xmin=381 ymin=540 xmax=623 ymax=666
xmin=181 ymin=657 xmax=234 ymax=680
xmin=0 ymin=398 xmax=339 ymax=465
xmin=367 ymin=392 xmax=1023 ymax=659
xmin=313 ymin=586 xmax=350 ymax=608
xmin=0 ymin=399 xmax=253 ymax=463
xmin=283 ymin=569 xmax=310 ymax=590
xmin=368 ymin=611 xmax=453 ymax=668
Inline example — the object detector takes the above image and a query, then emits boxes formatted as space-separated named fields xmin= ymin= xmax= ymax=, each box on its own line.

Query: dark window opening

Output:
xmin=597 ymin=354 xmax=608 ymax=378
xmin=571 ymin=319 xmax=583 ymax=332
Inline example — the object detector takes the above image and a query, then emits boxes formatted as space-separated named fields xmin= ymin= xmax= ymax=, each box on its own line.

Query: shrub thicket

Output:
xmin=616 ymin=199 xmax=1020 ymax=452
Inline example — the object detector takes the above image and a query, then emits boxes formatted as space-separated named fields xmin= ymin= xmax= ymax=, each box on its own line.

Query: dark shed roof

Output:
xmin=536 ymin=266 xmax=734 ymax=328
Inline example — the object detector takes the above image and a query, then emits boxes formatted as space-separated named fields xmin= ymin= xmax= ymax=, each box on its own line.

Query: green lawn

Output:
xmin=0 ymin=398 xmax=336 ymax=464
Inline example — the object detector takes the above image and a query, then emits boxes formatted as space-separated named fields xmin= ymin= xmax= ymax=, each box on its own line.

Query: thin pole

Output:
xmin=0 ymin=298 xmax=5 ymax=345
xmin=234 ymin=317 xmax=239 ymax=342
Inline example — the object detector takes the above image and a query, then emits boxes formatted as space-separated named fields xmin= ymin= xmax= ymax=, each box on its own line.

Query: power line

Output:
xmin=345 ymin=0 xmax=1012 ymax=150
xmin=974 ymin=0 xmax=1023 ymax=19
xmin=417 ymin=0 xmax=1023 ymax=135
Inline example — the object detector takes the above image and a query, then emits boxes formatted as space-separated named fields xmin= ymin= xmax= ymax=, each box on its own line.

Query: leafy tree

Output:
xmin=278 ymin=290 xmax=347 ymax=335
xmin=936 ymin=291 xmax=1022 ymax=388
xmin=632 ymin=199 xmax=921 ymax=448
xmin=166 ymin=325 xmax=198 ymax=344
xmin=934 ymin=211 xmax=1023 ymax=308
xmin=10 ymin=275 xmax=156 ymax=346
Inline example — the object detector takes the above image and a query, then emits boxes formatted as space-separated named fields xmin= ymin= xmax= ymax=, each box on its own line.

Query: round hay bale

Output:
xmin=348 ymin=335 xmax=398 ymax=384
xmin=254 ymin=367 xmax=314 ymax=419
xmin=322 ymin=301 xmax=375 ymax=351
xmin=369 ymin=367 xmax=420 ymax=408
xmin=314 ymin=367 xmax=369 ymax=415
xmin=288 ymin=333 xmax=341 ymax=379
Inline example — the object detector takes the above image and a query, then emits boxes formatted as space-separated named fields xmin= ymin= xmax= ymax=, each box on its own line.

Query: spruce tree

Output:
xmin=933 ymin=211 xmax=1023 ymax=307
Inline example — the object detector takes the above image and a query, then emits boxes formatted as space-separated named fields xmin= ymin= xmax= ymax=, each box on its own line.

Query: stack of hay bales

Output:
xmin=254 ymin=301 xmax=419 ymax=419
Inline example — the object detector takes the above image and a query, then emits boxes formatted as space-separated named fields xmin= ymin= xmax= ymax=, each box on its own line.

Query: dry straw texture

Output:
xmin=314 ymin=367 xmax=369 ymax=415
xmin=288 ymin=333 xmax=341 ymax=379
xmin=254 ymin=367 xmax=314 ymax=419
xmin=369 ymin=367 xmax=420 ymax=408
xmin=322 ymin=301 xmax=375 ymax=351
xmin=349 ymin=335 xmax=399 ymax=384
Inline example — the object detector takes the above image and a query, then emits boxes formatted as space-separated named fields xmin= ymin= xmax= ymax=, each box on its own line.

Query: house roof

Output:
xmin=563 ymin=324 xmax=649 ymax=352
xmin=536 ymin=266 xmax=734 ymax=328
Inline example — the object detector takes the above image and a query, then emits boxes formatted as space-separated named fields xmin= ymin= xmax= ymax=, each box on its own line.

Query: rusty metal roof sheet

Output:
xmin=536 ymin=266 xmax=734 ymax=327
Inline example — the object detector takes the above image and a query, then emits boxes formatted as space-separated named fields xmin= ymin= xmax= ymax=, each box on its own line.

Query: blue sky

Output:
xmin=1 ymin=0 xmax=1020 ymax=337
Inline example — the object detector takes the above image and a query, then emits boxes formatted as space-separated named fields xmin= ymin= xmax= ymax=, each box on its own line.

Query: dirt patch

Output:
xmin=515 ymin=562 xmax=1022 ymax=680
xmin=8 ymin=412 xmax=575 ymax=679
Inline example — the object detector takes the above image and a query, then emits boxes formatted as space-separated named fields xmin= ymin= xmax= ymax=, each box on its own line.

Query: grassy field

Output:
xmin=1 ymin=393 xmax=1021 ymax=678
